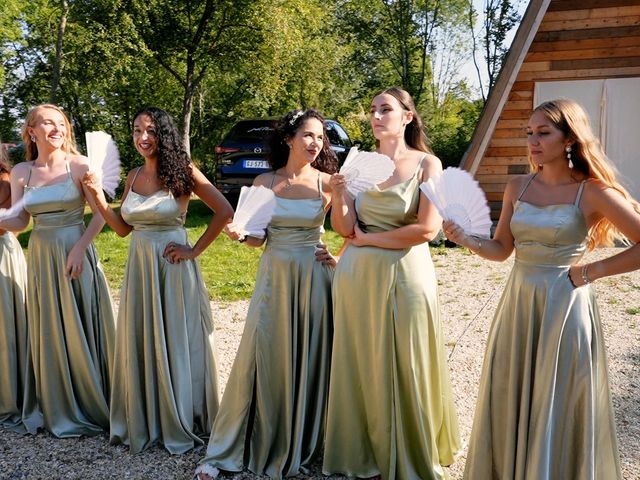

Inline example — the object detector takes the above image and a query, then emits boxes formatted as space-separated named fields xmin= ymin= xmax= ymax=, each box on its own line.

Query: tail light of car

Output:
xmin=215 ymin=146 xmax=241 ymax=154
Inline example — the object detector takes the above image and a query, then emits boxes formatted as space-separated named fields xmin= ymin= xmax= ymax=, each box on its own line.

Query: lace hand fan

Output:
xmin=338 ymin=147 xmax=395 ymax=198
xmin=420 ymin=167 xmax=492 ymax=237
xmin=85 ymin=131 xmax=121 ymax=199
xmin=233 ymin=185 xmax=277 ymax=238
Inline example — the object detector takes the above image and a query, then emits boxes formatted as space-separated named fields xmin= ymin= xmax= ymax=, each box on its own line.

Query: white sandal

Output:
xmin=194 ymin=464 xmax=220 ymax=480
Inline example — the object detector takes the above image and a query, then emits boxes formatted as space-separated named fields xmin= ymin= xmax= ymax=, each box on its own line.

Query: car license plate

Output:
xmin=244 ymin=160 xmax=269 ymax=169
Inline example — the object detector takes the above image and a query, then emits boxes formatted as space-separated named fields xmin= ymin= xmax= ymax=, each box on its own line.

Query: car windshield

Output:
xmin=225 ymin=121 xmax=276 ymax=143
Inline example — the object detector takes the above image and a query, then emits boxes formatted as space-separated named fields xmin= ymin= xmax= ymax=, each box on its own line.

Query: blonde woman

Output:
xmin=0 ymin=146 xmax=31 ymax=432
xmin=1 ymin=104 xmax=115 ymax=437
xmin=445 ymin=99 xmax=640 ymax=479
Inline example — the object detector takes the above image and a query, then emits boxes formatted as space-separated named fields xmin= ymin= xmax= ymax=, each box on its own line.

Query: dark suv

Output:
xmin=214 ymin=118 xmax=352 ymax=202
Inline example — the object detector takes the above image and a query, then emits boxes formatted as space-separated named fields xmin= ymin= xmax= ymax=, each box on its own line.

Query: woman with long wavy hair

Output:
xmin=195 ymin=109 xmax=337 ymax=479
xmin=323 ymin=87 xmax=460 ymax=479
xmin=445 ymin=98 xmax=640 ymax=479
xmin=1 ymin=104 xmax=115 ymax=437
xmin=0 ymin=146 xmax=31 ymax=432
xmin=83 ymin=106 xmax=233 ymax=454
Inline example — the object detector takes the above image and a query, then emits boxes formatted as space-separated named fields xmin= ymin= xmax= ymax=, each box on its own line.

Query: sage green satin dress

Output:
xmin=323 ymin=165 xmax=460 ymax=480
xmin=0 ymin=230 xmax=31 ymax=431
xmin=198 ymin=192 xmax=333 ymax=478
xmin=109 ymin=184 xmax=219 ymax=454
xmin=464 ymin=178 xmax=621 ymax=480
xmin=21 ymin=167 xmax=115 ymax=437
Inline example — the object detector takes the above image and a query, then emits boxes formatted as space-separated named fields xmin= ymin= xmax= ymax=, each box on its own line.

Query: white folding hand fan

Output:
xmin=0 ymin=196 xmax=27 ymax=222
xmin=85 ymin=131 xmax=121 ymax=198
xmin=338 ymin=147 xmax=395 ymax=198
xmin=233 ymin=185 xmax=277 ymax=238
xmin=420 ymin=167 xmax=492 ymax=237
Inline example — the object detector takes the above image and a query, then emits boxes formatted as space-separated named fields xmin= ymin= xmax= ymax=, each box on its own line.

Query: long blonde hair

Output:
xmin=20 ymin=104 xmax=80 ymax=161
xmin=530 ymin=98 xmax=640 ymax=248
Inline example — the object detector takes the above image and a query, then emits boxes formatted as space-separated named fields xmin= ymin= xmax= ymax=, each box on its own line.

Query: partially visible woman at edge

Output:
xmin=0 ymin=145 xmax=32 ymax=432
xmin=444 ymin=98 xmax=640 ymax=479
xmin=1 ymin=104 xmax=115 ymax=437
xmin=323 ymin=87 xmax=461 ymax=479
xmin=195 ymin=109 xmax=338 ymax=479
xmin=83 ymin=106 xmax=233 ymax=454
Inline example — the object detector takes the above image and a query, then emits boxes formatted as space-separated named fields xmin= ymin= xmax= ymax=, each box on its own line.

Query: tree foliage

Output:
xmin=0 ymin=0 xmax=518 ymax=176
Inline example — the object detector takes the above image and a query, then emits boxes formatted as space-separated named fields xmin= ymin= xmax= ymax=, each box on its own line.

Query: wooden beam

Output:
xmin=533 ymin=25 xmax=640 ymax=42
xmin=545 ymin=6 xmax=640 ymax=22
xmin=482 ymin=156 xmax=529 ymax=165
xmin=526 ymin=45 xmax=640 ymax=61
xmin=548 ymin=0 xmax=640 ymax=12
xmin=539 ymin=15 xmax=640 ymax=33
xmin=551 ymin=55 xmax=640 ymax=70
xmin=516 ymin=65 xmax=640 ymax=81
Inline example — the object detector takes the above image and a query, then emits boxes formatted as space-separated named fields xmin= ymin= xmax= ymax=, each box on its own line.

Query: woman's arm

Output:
xmin=164 ymin=165 xmax=234 ymax=262
xmin=329 ymin=173 xmax=357 ymax=237
xmin=569 ymin=182 xmax=640 ymax=286
xmin=0 ymin=163 xmax=32 ymax=232
xmin=65 ymin=158 xmax=109 ymax=278
xmin=82 ymin=169 xmax=134 ymax=237
xmin=444 ymin=176 xmax=520 ymax=262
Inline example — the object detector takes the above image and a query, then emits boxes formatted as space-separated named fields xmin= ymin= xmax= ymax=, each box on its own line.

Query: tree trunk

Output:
xmin=50 ymin=0 xmax=69 ymax=103
xmin=181 ymin=88 xmax=194 ymax=156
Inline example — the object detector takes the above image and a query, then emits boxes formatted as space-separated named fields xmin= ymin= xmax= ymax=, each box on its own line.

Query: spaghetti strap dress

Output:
xmin=323 ymin=160 xmax=460 ymax=480
xmin=463 ymin=176 xmax=621 ymax=479
xmin=21 ymin=162 xmax=115 ymax=437
xmin=0 ymin=225 xmax=31 ymax=432
xmin=109 ymin=169 xmax=219 ymax=454
xmin=197 ymin=174 xmax=333 ymax=478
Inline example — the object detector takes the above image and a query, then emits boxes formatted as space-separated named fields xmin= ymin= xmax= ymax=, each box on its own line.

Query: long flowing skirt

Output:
xmin=463 ymin=262 xmax=621 ymax=479
xmin=24 ymin=223 xmax=115 ymax=437
xmin=199 ymin=240 xmax=333 ymax=478
xmin=109 ymin=228 xmax=219 ymax=454
xmin=0 ymin=232 xmax=32 ymax=431
xmin=323 ymin=243 xmax=460 ymax=480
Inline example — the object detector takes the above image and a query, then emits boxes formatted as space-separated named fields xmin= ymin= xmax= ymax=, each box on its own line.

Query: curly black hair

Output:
xmin=132 ymin=107 xmax=195 ymax=197
xmin=267 ymin=109 xmax=338 ymax=174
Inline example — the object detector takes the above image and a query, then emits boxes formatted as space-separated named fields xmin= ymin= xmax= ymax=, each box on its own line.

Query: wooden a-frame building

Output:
xmin=462 ymin=0 xmax=640 ymax=219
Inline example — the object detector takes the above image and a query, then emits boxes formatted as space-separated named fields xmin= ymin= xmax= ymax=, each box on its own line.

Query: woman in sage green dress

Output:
xmin=83 ymin=106 xmax=233 ymax=454
xmin=445 ymin=99 xmax=640 ymax=479
xmin=0 ymin=149 xmax=31 ymax=432
xmin=324 ymin=88 xmax=460 ymax=480
xmin=195 ymin=109 xmax=337 ymax=480
xmin=1 ymin=104 xmax=115 ymax=437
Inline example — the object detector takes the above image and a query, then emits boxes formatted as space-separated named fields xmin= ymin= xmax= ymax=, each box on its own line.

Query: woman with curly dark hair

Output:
xmin=0 ymin=146 xmax=31 ymax=432
xmin=83 ymin=106 xmax=233 ymax=454
xmin=195 ymin=109 xmax=338 ymax=479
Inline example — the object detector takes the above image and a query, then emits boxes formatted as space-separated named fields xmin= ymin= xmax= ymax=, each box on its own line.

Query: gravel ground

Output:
xmin=1 ymin=247 xmax=638 ymax=479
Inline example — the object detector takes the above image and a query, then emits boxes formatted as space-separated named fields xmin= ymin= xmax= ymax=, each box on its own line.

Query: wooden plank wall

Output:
xmin=476 ymin=0 xmax=640 ymax=219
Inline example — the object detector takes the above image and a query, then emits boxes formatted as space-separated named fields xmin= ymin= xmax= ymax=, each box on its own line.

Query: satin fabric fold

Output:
xmin=199 ymin=195 xmax=333 ymax=478
xmin=21 ymin=176 xmax=115 ymax=437
xmin=463 ymin=200 xmax=621 ymax=480
xmin=0 ymin=231 xmax=33 ymax=432
xmin=323 ymin=169 xmax=461 ymax=480
xmin=109 ymin=189 xmax=219 ymax=454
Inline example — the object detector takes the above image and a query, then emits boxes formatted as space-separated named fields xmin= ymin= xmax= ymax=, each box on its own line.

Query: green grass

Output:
xmin=18 ymin=199 xmax=344 ymax=302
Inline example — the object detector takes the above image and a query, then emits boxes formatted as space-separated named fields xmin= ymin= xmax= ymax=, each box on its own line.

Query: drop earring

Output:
xmin=566 ymin=145 xmax=573 ymax=169
xmin=30 ymin=135 xmax=36 ymax=142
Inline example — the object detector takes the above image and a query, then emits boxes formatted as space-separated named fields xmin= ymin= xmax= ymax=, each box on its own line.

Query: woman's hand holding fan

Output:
xmin=85 ymin=131 xmax=121 ymax=199
xmin=231 ymin=185 xmax=277 ymax=239
xmin=338 ymin=147 xmax=395 ymax=198
xmin=419 ymin=167 xmax=492 ymax=238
